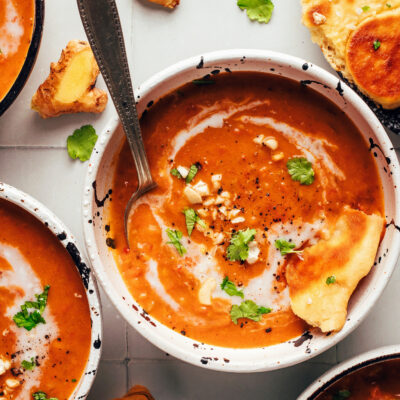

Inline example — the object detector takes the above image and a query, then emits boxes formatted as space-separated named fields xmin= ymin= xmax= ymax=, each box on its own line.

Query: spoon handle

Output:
xmin=77 ymin=0 xmax=153 ymax=188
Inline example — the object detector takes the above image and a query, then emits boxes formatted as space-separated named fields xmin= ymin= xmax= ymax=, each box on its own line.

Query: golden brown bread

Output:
xmin=147 ymin=0 xmax=179 ymax=8
xmin=31 ymin=40 xmax=108 ymax=118
xmin=301 ymin=0 xmax=400 ymax=109
xmin=286 ymin=208 xmax=384 ymax=332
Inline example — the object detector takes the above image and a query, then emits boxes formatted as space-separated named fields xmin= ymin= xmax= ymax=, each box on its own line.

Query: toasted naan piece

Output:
xmin=286 ymin=208 xmax=384 ymax=332
xmin=301 ymin=0 xmax=400 ymax=109
xmin=147 ymin=0 xmax=179 ymax=8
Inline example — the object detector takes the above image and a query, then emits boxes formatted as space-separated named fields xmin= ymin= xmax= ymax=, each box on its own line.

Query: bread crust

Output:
xmin=301 ymin=0 xmax=400 ymax=109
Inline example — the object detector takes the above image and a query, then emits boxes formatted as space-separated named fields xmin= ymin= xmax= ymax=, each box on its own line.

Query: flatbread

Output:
xmin=286 ymin=208 xmax=384 ymax=332
xmin=301 ymin=0 xmax=400 ymax=109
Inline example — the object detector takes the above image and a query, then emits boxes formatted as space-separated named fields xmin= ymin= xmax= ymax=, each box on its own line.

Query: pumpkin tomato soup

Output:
xmin=0 ymin=0 xmax=35 ymax=101
xmin=0 ymin=200 xmax=91 ymax=399
xmin=316 ymin=359 xmax=400 ymax=400
xmin=108 ymin=72 xmax=384 ymax=348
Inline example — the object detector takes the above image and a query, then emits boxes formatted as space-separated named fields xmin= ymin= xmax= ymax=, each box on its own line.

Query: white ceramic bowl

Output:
xmin=82 ymin=49 xmax=400 ymax=372
xmin=298 ymin=345 xmax=400 ymax=399
xmin=0 ymin=182 xmax=102 ymax=399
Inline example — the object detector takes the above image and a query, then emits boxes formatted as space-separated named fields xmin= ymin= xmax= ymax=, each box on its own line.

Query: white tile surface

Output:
xmin=1 ymin=0 xmax=399 ymax=399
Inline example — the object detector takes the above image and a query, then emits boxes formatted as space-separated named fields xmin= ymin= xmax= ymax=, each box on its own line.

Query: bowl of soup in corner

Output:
xmin=0 ymin=182 xmax=102 ymax=399
xmin=298 ymin=345 xmax=400 ymax=399
xmin=0 ymin=0 xmax=44 ymax=116
xmin=82 ymin=49 xmax=400 ymax=372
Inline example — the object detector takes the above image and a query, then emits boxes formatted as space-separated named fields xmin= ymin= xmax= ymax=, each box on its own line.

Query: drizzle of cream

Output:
xmin=0 ymin=0 xmax=24 ymax=56
xmin=239 ymin=115 xmax=345 ymax=180
xmin=0 ymin=243 xmax=59 ymax=400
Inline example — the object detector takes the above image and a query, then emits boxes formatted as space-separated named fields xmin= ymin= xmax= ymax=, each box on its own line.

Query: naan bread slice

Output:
xmin=301 ymin=0 xmax=400 ymax=109
xmin=286 ymin=208 xmax=384 ymax=332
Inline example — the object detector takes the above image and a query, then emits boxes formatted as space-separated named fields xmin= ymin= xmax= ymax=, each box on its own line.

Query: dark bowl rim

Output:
xmin=306 ymin=351 xmax=400 ymax=399
xmin=0 ymin=0 xmax=44 ymax=116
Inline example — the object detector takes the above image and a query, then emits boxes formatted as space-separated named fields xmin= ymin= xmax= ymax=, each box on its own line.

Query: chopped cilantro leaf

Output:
xmin=21 ymin=357 xmax=36 ymax=370
xmin=67 ymin=125 xmax=98 ymax=162
xmin=287 ymin=157 xmax=315 ymax=185
xmin=361 ymin=5 xmax=370 ymax=11
xmin=237 ymin=0 xmax=274 ymax=24
xmin=221 ymin=277 xmax=244 ymax=298
xmin=13 ymin=286 xmax=50 ymax=331
xmin=230 ymin=300 xmax=271 ymax=324
xmin=71 ymin=378 xmax=77 ymax=383
xmin=333 ymin=389 xmax=351 ymax=400
xmin=386 ymin=3 xmax=392 ymax=6
xmin=32 ymin=392 xmax=58 ymax=400
xmin=182 ymin=208 xmax=205 ymax=236
xmin=227 ymin=228 xmax=256 ymax=262
xmin=373 ymin=40 xmax=381 ymax=51
xmin=275 ymin=239 xmax=302 ymax=256
xmin=326 ymin=275 xmax=336 ymax=285
xmin=186 ymin=164 xmax=198 ymax=183
xmin=170 ymin=168 xmax=183 ymax=179
xmin=166 ymin=229 xmax=187 ymax=256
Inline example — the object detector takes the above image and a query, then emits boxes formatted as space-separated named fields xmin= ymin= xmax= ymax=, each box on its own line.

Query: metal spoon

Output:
xmin=77 ymin=0 xmax=157 ymax=246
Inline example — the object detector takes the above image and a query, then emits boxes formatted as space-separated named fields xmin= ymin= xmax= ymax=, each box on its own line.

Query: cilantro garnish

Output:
xmin=170 ymin=168 xmax=183 ymax=179
xmin=333 ymin=389 xmax=351 ymax=400
xmin=227 ymin=228 xmax=256 ymax=262
xmin=21 ymin=357 xmax=36 ymax=370
xmin=361 ymin=5 xmax=370 ymax=11
xmin=182 ymin=208 xmax=206 ymax=236
xmin=230 ymin=300 xmax=271 ymax=324
xmin=326 ymin=275 xmax=336 ymax=285
xmin=32 ymin=392 xmax=58 ymax=400
xmin=13 ymin=285 xmax=50 ymax=331
xmin=287 ymin=157 xmax=315 ymax=185
xmin=221 ymin=277 xmax=244 ymax=298
xmin=186 ymin=164 xmax=198 ymax=183
xmin=166 ymin=229 xmax=187 ymax=256
xmin=237 ymin=0 xmax=274 ymax=24
xmin=386 ymin=3 xmax=392 ymax=7
xmin=275 ymin=239 xmax=302 ymax=256
xmin=67 ymin=125 xmax=98 ymax=162
xmin=373 ymin=40 xmax=381 ymax=51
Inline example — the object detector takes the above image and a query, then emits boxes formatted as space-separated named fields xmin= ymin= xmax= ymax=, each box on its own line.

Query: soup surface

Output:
xmin=0 ymin=200 xmax=91 ymax=399
xmin=109 ymin=72 xmax=384 ymax=348
xmin=317 ymin=359 xmax=400 ymax=399
xmin=0 ymin=0 xmax=35 ymax=101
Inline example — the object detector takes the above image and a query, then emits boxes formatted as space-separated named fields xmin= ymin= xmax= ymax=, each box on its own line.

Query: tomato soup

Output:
xmin=0 ymin=0 xmax=35 ymax=101
xmin=0 ymin=200 xmax=91 ymax=399
xmin=317 ymin=359 xmax=400 ymax=399
xmin=108 ymin=72 xmax=383 ymax=348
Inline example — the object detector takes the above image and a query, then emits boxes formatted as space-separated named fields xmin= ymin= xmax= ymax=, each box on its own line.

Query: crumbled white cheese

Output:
xmin=192 ymin=180 xmax=210 ymax=197
xmin=312 ymin=11 xmax=327 ymax=25
xmin=219 ymin=206 xmax=227 ymax=216
xmin=0 ymin=357 xmax=11 ymax=376
xmin=177 ymin=165 xmax=189 ymax=179
xmin=197 ymin=208 xmax=208 ymax=218
xmin=247 ymin=241 xmax=260 ymax=264
xmin=211 ymin=174 xmax=222 ymax=190
xmin=203 ymin=198 xmax=215 ymax=207
xmin=263 ymin=137 xmax=278 ymax=150
xmin=229 ymin=209 xmax=241 ymax=218
xmin=5 ymin=378 xmax=20 ymax=389
xmin=213 ymin=233 xmax=225 ymax=244
xmin=253 ymin=134 xmax=264 ymax=145
xmin=231 ymin=216 xmax=245 ymax=224
xmin=220 ymin=191 xmax=230 ymax=199
xmin=183 ymin=186 xmax=202 ymax=204
xmin=272 ymin=152 xmax=284 ymax=162
xmin=198 ymin=278 xmax=217 ymax=305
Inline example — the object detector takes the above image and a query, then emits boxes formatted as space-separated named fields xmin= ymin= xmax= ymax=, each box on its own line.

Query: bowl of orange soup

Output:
xmin=83 ymin=50 xmax=400 ymax=372
xmin=0 ymin=0 xmax=44 ymax=116
xmin=0 ymin=182 xmax=102 ymax=398
xmin=299 ymin=345 xmax=400 ymax=399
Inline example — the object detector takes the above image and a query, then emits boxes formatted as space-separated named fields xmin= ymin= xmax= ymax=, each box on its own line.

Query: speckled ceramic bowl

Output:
xmin=298 ymin=345 xmax=400 ymax=399
xmin=0 ymin=0 xmax=44 ymax=116
xmin=82 ymin=49 xmax=400 ymax=372
xmin=0 ymin=182 xmax=102 ymax=399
